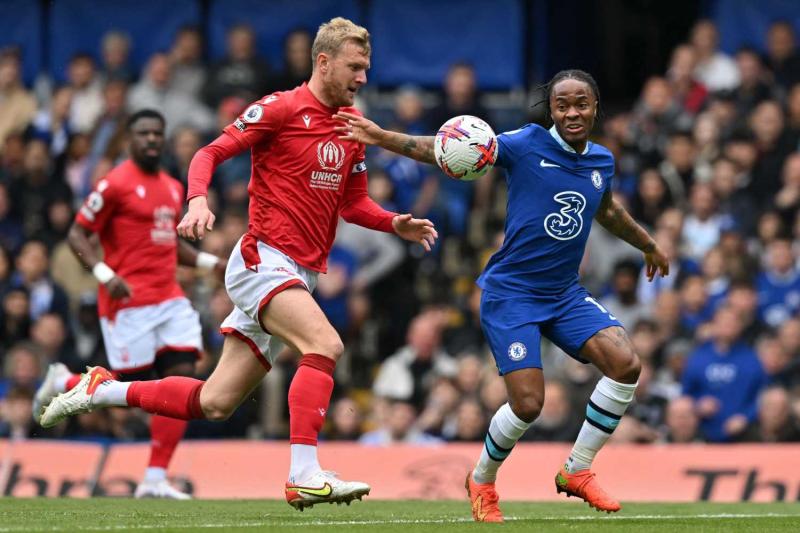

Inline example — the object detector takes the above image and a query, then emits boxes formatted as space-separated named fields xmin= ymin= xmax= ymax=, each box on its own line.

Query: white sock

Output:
xmin=91 ymin=381 xmax=132 ymax=407
xmin=566 ymin=376 xmax=637 ymax=473
xmin=143 ymin=467 xmax=167 ymax=483
xmin=289 ymin=444 xmax=321 ymax=483
xmin=54 ymin=373 xmax=71 ymax=394
xmin=472 ymin=403 xmax=532 ymax=484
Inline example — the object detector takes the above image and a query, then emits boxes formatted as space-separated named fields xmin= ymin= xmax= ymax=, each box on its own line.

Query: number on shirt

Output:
xmin=584 ymin=296 xmax=618 ymax=321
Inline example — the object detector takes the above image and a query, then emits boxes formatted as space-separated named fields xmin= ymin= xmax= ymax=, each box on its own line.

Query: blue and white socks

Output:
xmin=472 ymin=403 xmax=532 ymax=484
xmin=565 ymin=376 xmax=637 ymax=473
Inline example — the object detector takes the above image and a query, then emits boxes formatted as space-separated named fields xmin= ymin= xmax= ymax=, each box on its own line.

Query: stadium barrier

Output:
xmin=2 ymin=440 xmax=799 ymax=501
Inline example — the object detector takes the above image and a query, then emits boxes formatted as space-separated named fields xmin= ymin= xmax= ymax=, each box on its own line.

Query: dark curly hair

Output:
xmin=535 ymin=69 xmax=601 ymax=126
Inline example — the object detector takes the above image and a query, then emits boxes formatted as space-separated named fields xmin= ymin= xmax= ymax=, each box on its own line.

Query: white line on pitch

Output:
xmin=0 ymin=512 xmax=799 ymax=531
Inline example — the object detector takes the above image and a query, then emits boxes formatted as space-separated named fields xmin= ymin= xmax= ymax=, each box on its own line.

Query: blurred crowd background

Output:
xmin=2 ymin=1 xmax=800 ymax=447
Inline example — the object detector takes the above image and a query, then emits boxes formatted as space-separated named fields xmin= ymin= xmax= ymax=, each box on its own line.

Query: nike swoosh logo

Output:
xmin=289 ymin=482 xmax=332 ymax=497
xmin=87 ymin=372 xmax=104 ymax=394
xmin=540 ymin=159 xmax=561 ymax=168
xmin=473 ymin=494 xmax=488 ymax=520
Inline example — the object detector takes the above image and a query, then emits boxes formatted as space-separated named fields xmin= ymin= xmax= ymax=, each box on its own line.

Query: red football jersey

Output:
xmin=194 ymin=83 xmax=394 ymax=272
xmin=76 ymin=159 xmax=185 ymax=319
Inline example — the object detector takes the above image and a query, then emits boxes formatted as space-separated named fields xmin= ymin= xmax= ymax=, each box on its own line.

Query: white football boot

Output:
xmin=134 ymin=480 xmax=192 ymax=500
xmin=32 ymin=362 xmax=72 ymax=423
xmin=39 ymin=366 xmax=114 ymax=428
xmin=285 ymin=470 xmax=370 ymax=511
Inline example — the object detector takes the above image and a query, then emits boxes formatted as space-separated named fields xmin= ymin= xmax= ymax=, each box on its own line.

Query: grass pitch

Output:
xmin=0 ymin=499 xmax=798 ymax=532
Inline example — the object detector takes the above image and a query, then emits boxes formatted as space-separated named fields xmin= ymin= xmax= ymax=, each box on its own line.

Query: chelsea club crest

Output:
xmin=591 ymin=170 xmax=603 ymax=190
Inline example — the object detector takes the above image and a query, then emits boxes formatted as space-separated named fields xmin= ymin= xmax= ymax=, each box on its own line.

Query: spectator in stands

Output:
xmin=725 ymin=281 xmax=764 ymax=345
xmin=29 ymin=312 xmax=74 ymax=369
xmin=0 ymin=288 xmax=30 ymax=354
xmin=682 ymin=183 xmax=727 ymax=261
xmin=1 ymin=133 xmax=26 ymax=182
xmin=0 ymin=386 xmax=38 ymax=440
xmin=659 ymin=132 xmax=698 ymax=206
xmin=757 ymin=238 xmax=800 ymax=329
xmin=391 ymin=86 xmax=427 ymax=135
xmin=30 ymin=85 xmax=73 ymax=160
xmin=9 ymin=240 xmax=69 ymax=323
xmin=748 ymin=100 xmax=795 ymax=208
xmin=167 ymin=126 xmax=203 ymax=186
xmin=416 ymin=378 xmax=460 ymax=437
xmin=523 ymin=380 xmax=580 ymax=442
xmin=203 ymin=24 xmax=271 ymax=108
xmin=128 ymin=53 xmax=214 ymax=137
xmin=692 ymin=112 xmax=721 ymax=171
xmin=0 ymin=184 xmax=23 ymax=252
xmin=700 ymin=246 xmax=729 ymax=312
xmin=773 ymin=153 xmax=800 ymax=227
xmin=765 ymin=21 xmax=800 ymax=91
xmin=600 ymin=259 xmax=650 ymax=330
xmin=65 ymin=53 xmax=104 ymax=134
xmin=0 ymin=342 xmax=41 ymax=399
xmin=168 ymin=26 xmax=206 ymax=99
xmin=9 ymin=139 xmax=72 ymax=238
xmin=662 ymin=396 xmax=700 ymax=443
xmin=666 ymin=43 xmax=708 ymax=115
xmin=689 ymin=19 xmax=740 ymax=91
xmin=314 ymin=245 xmax=357 ymax=334
xmin=271 ymin=28 xmax=312 ymax=92
xmin=787 ymin=83 xmax=800 ymax=140
xmin=630 ymin=168 xmax=672 ymax=229
xmin=427 ymin=62 xmax=489 ymax=133
xmin=334 ymin=220 xmax=404 ymax=294
xmin=679 ymin=274 xmax=711 ymax=336
xmin=682 ymin=305 xmax=766 ymax=442
xmin=81 ymin=79 xmax=129 ymax=189
xmin=100 ymin=30 xmax=133 ymax=83
xmin=744 ymin=386 xmax=800 ymax=442
xmin=0 ymin=49 xmax=36 ymax=153
xmin=372 ymin=310 xmax=457 ymax=408
xmin=755 ymin=334 xmax=791 ymax=380
xmin=732 ymin=47 xmax=774 ymax=119
xmin=326 ymin=397 xmax=363 ymax=441
xmin=449 ymin=398 xmax=486 ymax=442
xmin=710 ymin=155 xmax=756 ymax=236
xmin=629 ymin=77 xmax=685 ymax=165
xmin=359 ymin=399 xmax=441 ymax=445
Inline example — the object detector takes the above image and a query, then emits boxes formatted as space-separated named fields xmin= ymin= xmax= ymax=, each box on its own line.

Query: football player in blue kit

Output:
xmin=335 ymin=70 xmax=669 ymax=521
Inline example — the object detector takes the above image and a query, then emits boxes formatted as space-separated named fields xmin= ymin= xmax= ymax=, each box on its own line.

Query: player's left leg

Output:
xmin=32 ymin=363 xmax=78 ymax=422
xmin=544 ymin=291 xmax=639 ymax=512
xmin=129 ymin=350 xmax=198 ymax=500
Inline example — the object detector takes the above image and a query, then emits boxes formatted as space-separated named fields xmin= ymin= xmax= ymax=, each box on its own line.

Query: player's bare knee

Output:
xmin=312 ymin=334 xmax=344 ymax=361
xmin=609 ymin=352 xmax=641 ymax=384
xmin=511 ymin=395 xmax=542 ymax=423
xmin=202 ymin=400 xmax=235 ymax=422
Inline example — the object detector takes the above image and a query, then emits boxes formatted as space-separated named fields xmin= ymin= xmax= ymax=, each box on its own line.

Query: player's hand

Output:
xmin=106 ymin=276 xmax=132 ymax=300
xmin=643 ymin=242 xmax=669 ymax=282
xmin=333 ymin=111 xmax=385 ymax=146
xmin=392 ymin=214 xmax=438 ymax=252
xmin=723 ymin=414 xmax=749 ymax=436
xmin=178 ymin=196 xmax=216 ymax=241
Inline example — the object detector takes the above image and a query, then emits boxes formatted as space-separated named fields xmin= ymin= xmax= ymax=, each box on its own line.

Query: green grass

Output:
xmin=0 ymin=499 xmax=799 ymax=532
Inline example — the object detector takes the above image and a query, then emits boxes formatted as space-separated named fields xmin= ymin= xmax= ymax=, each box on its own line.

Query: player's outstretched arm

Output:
xmin=67 ymin=222 xmax=132 ymax=299
xmin=333 ymin=111 xmax=436 ymax=165
xmin=594 ymin=191 xmax=669 ymax=282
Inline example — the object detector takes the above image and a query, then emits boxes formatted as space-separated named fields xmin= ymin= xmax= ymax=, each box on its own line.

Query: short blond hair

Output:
xmin=311 ymin=17 xmax=370 ymax=68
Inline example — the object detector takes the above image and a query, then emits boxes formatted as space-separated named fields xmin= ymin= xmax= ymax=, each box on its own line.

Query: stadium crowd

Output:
xmin=2 ymin=19 xmax=800 ymax=446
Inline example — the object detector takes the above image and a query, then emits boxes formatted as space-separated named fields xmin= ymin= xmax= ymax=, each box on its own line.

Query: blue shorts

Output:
xmin=480 ymin=285 xmax=623 ymax=375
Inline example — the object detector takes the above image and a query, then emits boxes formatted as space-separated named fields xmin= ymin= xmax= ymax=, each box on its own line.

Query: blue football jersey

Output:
xmin=477 ymin=124 xmax=615 ymax=296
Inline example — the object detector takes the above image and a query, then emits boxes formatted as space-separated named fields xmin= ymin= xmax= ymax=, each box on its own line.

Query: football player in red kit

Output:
xmin=40 ymin=18 xmax=437 ymax=508
xmin=33 ymin=109 xmax=226 ymax=499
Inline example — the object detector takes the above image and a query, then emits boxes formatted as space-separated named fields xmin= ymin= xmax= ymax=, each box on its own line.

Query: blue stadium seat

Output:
xmin=712 ymin=0 xmax=800 ymax=54
xmin=49 ymin=0 xmax=201 ymax=81
xmin=0 ymin=0 xmax=42 ymax=85
xmin=368 ymin=0 xmax=524 ymax=89
xmin=207 ymin=0 xmax=360 ymax=69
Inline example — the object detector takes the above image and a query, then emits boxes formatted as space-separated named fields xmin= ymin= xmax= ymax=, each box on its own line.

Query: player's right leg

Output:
xmin=466 ymin=290 xmax=543 ymax=522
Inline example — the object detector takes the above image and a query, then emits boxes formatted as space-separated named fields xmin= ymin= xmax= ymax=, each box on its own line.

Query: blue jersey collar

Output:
xmin=549 ymin=125 xmax=590 ymax=155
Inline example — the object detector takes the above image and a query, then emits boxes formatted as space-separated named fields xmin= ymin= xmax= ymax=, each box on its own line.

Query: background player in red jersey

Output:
xmin=40 ymin=18 xmax=437 ymax=509
xmin=33 ymin=109 xmax=226 ymax=499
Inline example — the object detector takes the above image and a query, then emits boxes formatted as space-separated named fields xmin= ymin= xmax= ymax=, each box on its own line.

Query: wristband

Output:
xmin=92 ymin=262 xmax=116 ymax=284
xmin=196 ymin=251 xmax=219 ymax=272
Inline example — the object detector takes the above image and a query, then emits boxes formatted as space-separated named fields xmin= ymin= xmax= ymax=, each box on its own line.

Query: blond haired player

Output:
xmin=41 ymin=18 xmax=437 ymax=509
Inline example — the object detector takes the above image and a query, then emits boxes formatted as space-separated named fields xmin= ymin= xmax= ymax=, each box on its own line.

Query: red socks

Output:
xmin=65 ymin=374 xmax=82 ymax=391
xmin=126 ymin=377 xmax=206 ymax=420
xmin=288 ymin=354 xmax=336 ymax=445
xmin=148 ymin=415 xmax=188 ymax=468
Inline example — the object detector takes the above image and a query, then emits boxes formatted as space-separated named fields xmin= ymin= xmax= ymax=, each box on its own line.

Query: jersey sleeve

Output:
xmin=495 ymin=124 xmax=532 ymax=170
xmin=340 ymin=145 xmax=397 ymax=233
xmin=75 ymin=177 xmax=120 ymax=233
xmin=222 ymin=93 xmax=290 ymax=150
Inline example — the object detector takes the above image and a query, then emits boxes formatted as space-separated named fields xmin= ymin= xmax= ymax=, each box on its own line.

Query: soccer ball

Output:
xmin=434 ymin=115 xmax=498 ymax=181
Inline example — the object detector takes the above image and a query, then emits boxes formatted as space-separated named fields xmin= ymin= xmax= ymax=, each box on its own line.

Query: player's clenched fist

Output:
xmin=178 ymin=196 xmax=216 ymax=241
